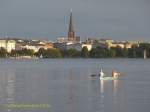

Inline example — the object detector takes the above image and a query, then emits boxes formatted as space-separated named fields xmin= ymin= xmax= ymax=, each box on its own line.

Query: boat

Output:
xmin=90 ymin=74 xmax=98 ymax=77
xmin=100 ymin=77 xmax=118 ymax=80
xmin=39 ymin=54 xmax=43 ymax=59
xmin=99 ymin=68 xmax=119 ymax=80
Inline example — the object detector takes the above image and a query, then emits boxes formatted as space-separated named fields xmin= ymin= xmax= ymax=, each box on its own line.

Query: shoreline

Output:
xmin=0 ymin=57 xmax=149 ymax=59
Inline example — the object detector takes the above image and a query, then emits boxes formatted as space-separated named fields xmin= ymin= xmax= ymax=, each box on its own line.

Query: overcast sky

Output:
xmin=0 ymin=0 xmax=150 ymax=41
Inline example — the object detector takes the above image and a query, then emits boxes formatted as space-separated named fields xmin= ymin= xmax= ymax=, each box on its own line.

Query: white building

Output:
xmin=16 ymin=42 xmax=54 ymax=52
xmin=21 ymin=45 xmax=39 ymax=52
xmin=108 ymin=42 xmax=132 ymax=49
xmin=81 ymin=44 xmax=92 ymax=51
xmin=0 ymin=40 xmax=16 ymax=52
xmin=57 ymin=37 xmax=68 ymax=43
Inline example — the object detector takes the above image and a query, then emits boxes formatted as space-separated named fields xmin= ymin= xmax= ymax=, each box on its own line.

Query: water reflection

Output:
xmin=100 ymin=79 xmax=127 ymax=112
xmin=0 ymin=69 xmax=16 ymax=112
xmin=68 ymin=69 xmax=76 ymax=112
xmin=100 ymin=80 xmax=105 ymax=110
xmin=100 ymin=80 xmax=105 ymax=94
xmin=0 ymin=59 xmax=150 ymax=112
xmin=113 ymin=80 xmax=119 ymax=95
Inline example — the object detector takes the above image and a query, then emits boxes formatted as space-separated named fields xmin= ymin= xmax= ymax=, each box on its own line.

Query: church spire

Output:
xmin=68 ymin=9 xmax=75 ymax=42
xmin=69 ymin=9 xmax=74 ymax=32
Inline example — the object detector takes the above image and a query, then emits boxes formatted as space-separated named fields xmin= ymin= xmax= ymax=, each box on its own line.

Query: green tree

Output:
xmin=122 ymin=48 xmax=129 ymax=58
xmin=111 ymin=46 xmax=124 ymax=57
xmin=109 ymin=48 xmax=116 ymax=58
xmin=46 ymin=48 xmax=62 ymax=58
xmin=81 ymin=47 xmax=89 ymax=58
xmin=0 ymin=47 xmax=7 ymax=58
xmin=35 ymin=48 xmax=47 ymax=57
xmin=90 ymin=47 xmax=110 ymax=58
xmin=66 ymin=49 xmax=79 ymax=58
xmin=10 ymin=50 xmax=17 ymax=57
xmin=90 ymin=48 xmax=98 ymax=58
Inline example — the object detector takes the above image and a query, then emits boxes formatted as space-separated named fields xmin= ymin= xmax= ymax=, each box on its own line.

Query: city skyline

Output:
xmin=0 ymin=0 xmax=150 ymax=41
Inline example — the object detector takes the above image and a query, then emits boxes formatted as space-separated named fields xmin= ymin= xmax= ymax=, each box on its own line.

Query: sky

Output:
xmin=0 ymin=0 xmax=150 ymax=41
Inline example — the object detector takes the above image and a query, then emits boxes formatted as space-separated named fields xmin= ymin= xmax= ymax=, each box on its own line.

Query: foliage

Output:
xmin=45 ymin=48 xmax=62 ymax=58
xmin=35 ymin=48 xmax=62 ymax=58
xmin=65 ymin=49 xmax=80 ymax=58
xmin=81 ymin=47 xmax=89 ymax=58
xmin=90 ymin=47 xmax=110 ymax=58
xmin=2 ymin=43 xmax=150 ymax=58
xmin=0 ymin=47 xmax=7 ymax=58
xmin=10 ymin=49 xmax=34 ymax=56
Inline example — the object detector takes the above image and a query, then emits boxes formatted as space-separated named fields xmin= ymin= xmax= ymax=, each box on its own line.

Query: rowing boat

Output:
xmin=100 ymin=76 xmax=118 ymax=80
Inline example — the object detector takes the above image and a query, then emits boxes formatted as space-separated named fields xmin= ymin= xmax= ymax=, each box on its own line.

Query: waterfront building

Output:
xmin=108 ymin=41 xmax=132 ymax=49
xmin=56 ymin=37 xmax=68 ymax=43
xmin=16 ymin=40 xmax=53 ymax=52
xmin=85 ymin=38 xmax=114 ymax=49
xmin=0 ymin=39 xmax=16 ymax=52
xmin=81 ymin=43 xmax=92 ymax=51
xmin=54 ymin=42 xmax=82 ymax=51
xmin=20 ymin=45 xmax=39 ymax=52
xmin=54 ymin=42 xmax=66 ymax=50
xmin=54 ymin=10 xmax=81 ymax=50
xmin=66 ymin=43 xmax=82 ymax=51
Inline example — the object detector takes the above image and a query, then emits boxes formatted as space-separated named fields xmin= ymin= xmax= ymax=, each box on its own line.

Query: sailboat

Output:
xmin=40 ymin=54 xmax=43 ymax=59
xmin=99 ymin=68 xmax=119 ymax=80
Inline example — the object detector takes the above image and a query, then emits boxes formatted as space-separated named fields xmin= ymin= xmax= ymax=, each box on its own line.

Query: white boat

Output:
xmin=40 ymin=54 xmax=43 ymax=59
xmin=99 ymin=68 xmax=119 ymax=80
xmin=100 ymin=77 xmax=118 ymax=80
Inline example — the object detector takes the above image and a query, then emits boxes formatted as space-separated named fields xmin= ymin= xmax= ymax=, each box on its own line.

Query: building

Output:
xmin=0 ymin=39 xmax=16 ymax=52
xmin=16 ymin=40 xmax=54 ymax=52
xmin=66 ymin=43 xmax=82 ymax=51
xmin=54 ymin=10 xmax=81 ymax=50
xmin=56 ymin=37 xmax=68 ymax=43
xmin=81 ymin=43 xmax=92 ymax=51
xmin=108 ymin=41 xmax=132 ymax=49
xmin=7 ymin=40 xmax=16 ymax=52
xmin=67 ymin=10 xmax=80 ymax=43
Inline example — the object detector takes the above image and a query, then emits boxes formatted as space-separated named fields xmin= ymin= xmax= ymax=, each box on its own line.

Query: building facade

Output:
xmin=0 ymin=40 xmax=16 ymax=52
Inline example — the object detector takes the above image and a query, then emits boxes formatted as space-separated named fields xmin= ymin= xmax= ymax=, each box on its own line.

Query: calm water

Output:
xmin=0 ymin=59 xmax=150 ymax=112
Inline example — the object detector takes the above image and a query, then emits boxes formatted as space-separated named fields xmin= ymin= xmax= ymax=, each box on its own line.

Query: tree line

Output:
xmin=0 ymin=43 xmax=150 ymax=58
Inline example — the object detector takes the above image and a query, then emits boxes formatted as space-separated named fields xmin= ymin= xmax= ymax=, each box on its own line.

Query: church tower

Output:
xmin=68 ymin=10 xmax=76 ymax=42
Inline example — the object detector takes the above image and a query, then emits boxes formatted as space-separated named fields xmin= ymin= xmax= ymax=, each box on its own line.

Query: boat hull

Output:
xmin=100 ymin=77 xmax=118 ymax=80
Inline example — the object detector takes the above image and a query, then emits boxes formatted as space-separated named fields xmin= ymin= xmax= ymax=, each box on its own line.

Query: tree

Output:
xmin=46 ymin=48 xmax=62 ymax=58
xmin=122 ymin=48 xmax=129 ymax=58
xmin=90 ymin=47 xmax=109 ymax=58
xmin=109 ymin=48 xmax=116 ymax=58
xmin=0 ymin=47 xmax=7 ymax=58
xmin=35 ymin=48 xmax=62 ymax=58
xmin=66 ymin=49 xmax=79 ymax=58
xmin=35 ymin=48 xmax=47 ymax=57
xmin=90 ymin=48 xmax=97 ymax=58
xmin=81 ymin=47 xmax=89 ymax=58
xmin=10 ymin=50 xmax=17 ymax=57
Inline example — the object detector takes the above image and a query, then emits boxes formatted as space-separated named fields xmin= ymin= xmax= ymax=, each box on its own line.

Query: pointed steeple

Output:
xmin=68 ymin=9 xmax=75 ymax=42
xmin=69 ymin=9 xmax=74 ymax=32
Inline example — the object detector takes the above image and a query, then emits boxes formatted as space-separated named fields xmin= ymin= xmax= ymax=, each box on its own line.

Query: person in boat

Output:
xmin=112 ymin=70 xmax=119 ymax=78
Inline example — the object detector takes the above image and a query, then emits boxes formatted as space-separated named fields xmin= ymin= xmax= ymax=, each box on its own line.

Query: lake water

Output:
xmin=0 ymin=59 xmax=150 ymax=112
